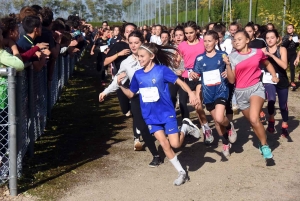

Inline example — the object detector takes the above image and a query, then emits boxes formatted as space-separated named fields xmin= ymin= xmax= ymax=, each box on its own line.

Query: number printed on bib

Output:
xmin=100 ymin=45 xmax=108 ymax=52
xmin=139 ymin=87 xmax=160 ymax=102
xmin=262 ymin=72 xmax=279 ymax=84
xmin=203 ymin=69 xmax=221 ymax=86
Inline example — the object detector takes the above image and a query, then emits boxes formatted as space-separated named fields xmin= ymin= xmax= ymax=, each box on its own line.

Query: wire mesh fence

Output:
xmin=0 ymin=49 xmax=85 ymax=195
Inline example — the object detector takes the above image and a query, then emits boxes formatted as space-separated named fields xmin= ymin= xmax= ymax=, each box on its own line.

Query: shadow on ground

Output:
xmin=18 ymin=51 xmax=129 ymax=195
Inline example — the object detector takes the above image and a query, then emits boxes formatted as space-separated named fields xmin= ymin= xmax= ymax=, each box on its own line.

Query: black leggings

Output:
xmin=116 ymin=88 xmax=131 ymax=114
xmin=96 ymin=52 xmax=106 ymax=81
xmin=287 ymin=53 xmax=297 ymax=83
xmin=226 ymin=83 xmax=234 ymax=115
xmin=178 ymin=78 xmax=198 ymax=119
xmin=131 ymin=96 xmax=159 ymax=157
xmin=168 ymin=82 xmax=179 ymax=108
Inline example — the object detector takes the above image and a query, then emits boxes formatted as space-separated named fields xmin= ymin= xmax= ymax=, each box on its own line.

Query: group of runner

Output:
xmin=96 ymin=20 xmax=298 ymax=186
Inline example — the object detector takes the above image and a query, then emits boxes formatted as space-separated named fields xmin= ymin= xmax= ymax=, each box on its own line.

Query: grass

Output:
xmin=14 ymin=51 xmax=130 ymax=200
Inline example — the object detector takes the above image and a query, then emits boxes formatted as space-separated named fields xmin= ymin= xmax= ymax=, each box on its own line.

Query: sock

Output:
xmin=169 ymin=155 xmax=185 ymax=173
xmin=180 ymin=124 xmax=188 ymax=135
xmin=220 ymin=133 xmax=229 ymax=145
xmin=201 ymin=125 xmax=205 ymax=133
xmin=225 ymin=122 xmax=231 ymax=130
xmin=282 ymin=124 xmax=288 ymax=129
xmin=203 ymin=123 xmax=210 ymax=130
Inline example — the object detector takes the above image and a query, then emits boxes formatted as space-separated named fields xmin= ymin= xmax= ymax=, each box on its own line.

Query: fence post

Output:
xmin=6 ymin=68 xmax=18 ymax=196
xmin=27 ymin=66 xmax=34 ymax=157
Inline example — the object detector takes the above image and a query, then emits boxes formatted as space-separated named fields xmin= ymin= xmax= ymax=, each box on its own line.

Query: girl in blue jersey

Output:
xmin=191 ymin=30 xmax=237 ymax=157
xmin=117 ymin=43 xmax=201 ymax=186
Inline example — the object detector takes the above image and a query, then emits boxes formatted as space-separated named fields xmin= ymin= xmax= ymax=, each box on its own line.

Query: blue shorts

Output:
xmin=148 ymin=120 xmax=179 ymax=135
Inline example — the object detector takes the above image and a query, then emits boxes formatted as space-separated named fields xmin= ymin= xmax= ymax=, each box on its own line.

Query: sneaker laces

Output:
xmin=223 ymin=144 xmax=229 ymax=151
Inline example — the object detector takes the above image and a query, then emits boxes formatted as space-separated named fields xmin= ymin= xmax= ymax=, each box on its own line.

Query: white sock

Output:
xmin=203 ymin=123 xmax=210 ymax=130
xmin=201 ymin=125 xmax=205 ymax=133
xmin=180 ymin=124 xmax=188 ymax=135
xmin=169 ymin=155 xmax=185 ymax=173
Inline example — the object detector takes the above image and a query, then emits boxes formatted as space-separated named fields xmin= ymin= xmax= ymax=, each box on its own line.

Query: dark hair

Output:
xmin=128 ymin=30 xmax=145 ymax=43
xmin=212 ymin=22 xmax=226 ymax=36
xmin=22 ymin=15 xmax=41 ymax=34
xmin=266 ymin=23 xmax=275 ymax=30
xmin=40 ymin=7 xmax=53 ymax=27
xmin=31 ymin=5 xmax=42 ymax=13
xmin=205 ymin=22 xmax=215 ymax=31
xmin=160 ymin=30 xmax=170 ymax=38
xmin=234 ymin=30 xmax=250 ymax=40
xmin=287 ymin=24 xmax=294 ymax=28
xmin=0 ymin=16 xmax=18 ymax=38
xmin=138 ymin=43 xmax=177 ymax=67
xmin=52 ymin=20 xmax=65 ymax=32
xmin=60 ymin=31 xmax=72 ymax=46
xmin=229 ymin=21 xmax=242 ymax=30
xmin=183 ymin=21 xmax=200 ymax=39
xmin=262 ymin=29 xmax=280 ymax=41
xmin=155 ymin=24 xmax=162 ymax=30
xmin=102 ymin=21 xmax=108 ymax=25
xmin=204 ymin=30 xmax=221 ymax=51
xmin=113 ymin=26 xmax=120 ymax=31
xmin=174 ymin=25 xmax=184 ymax=33
xmin=19 ymin=6 xmax=37 ymax=21
xmin=120 ymin=22 xmax=137 ymax=40
xmin=245 ymin=22 xmax=255 ymax=31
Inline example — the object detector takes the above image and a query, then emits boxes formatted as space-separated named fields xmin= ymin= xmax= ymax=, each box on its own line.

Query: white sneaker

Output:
xmin=134 ymin=139 xmax=142 ymax=151
xmin=204 ymin=128 xmax=214 ymax=144
xmin=228 ymin=122 xmax=237 ymax=143
xmin=222 ymin=143 xmax=232 ymax=157
xmin=125 ymin=111 xmax=131 ymax=117
xmin=182 ymin=118 xmax=201 ymax=138
xmin=173 ymin=171 xmax=189 ymax=186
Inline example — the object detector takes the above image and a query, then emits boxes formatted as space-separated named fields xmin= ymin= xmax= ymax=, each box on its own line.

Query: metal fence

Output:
xmin=0 ymin=51 xmax=85 ymax=196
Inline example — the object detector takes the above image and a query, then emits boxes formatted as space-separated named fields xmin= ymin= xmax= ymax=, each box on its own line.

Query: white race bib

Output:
xmin=139 ymin=87 xmax=160 ymax=102
xmin=203 ymin=69 xmax=221 ymax=86
xmin=292 ymin=36 xmax=299 ymax=43
xmin=262 ymin=72 xmax=279 ymax=84
xmin=100 ymin=45 xmax=108 ymax=52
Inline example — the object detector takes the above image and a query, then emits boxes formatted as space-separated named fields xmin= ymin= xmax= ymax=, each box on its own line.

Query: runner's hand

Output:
xmin=294 ymin=57 xmax=299 ymax=66
xmin=222 ymin=54 xmax=230 ymax=65
xmin=36 ymin=43 xmax=49 ymax=49
xmin=99 ymin=92 xmax=106 ymax=102
xmin=188 ymin=92 xmax=200 ymax=106
xmin=117 ymin=72 xmax=127 ymax=85
xmin=221 ymin=70 xmax=227 ymax=78
xmin=272 ymin=76 xmax=279 ymax=83
xmin=118 ymin=49 xmax=131 ymax=56
xmin=189 ymin=72 xmax=199 ymax=79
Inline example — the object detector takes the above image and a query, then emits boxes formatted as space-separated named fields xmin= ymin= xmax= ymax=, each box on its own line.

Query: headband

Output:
xmin=140 ymin=45 xmax=154 ymax=55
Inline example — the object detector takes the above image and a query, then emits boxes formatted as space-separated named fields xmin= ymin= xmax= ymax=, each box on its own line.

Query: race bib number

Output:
xmin=262 ymin=72 xmax=279 ymax=84
xmin=100 ymin=45 xmax=108 ymax=52
xmin=139 ymin=87 xmax=160 ymax=102
xmin=203 ymin=69 xmax=221 ymax=86
xmin=292 ymin=36 xmax=299 ymax=43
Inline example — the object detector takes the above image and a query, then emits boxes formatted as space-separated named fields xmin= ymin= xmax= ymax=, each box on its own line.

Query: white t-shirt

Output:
xmin=150 ymin=35 xmax=162 ymax=45
xmin=216 ymin=38 xmax=233 ymax=54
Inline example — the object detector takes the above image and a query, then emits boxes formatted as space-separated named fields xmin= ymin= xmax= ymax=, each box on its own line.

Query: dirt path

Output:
xmin=7 ymin=52 xmax=300 ymax=201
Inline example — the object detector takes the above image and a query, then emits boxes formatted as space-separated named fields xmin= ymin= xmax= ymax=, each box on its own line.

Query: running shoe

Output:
xmin=204 ymin=129 xmax=214 ymax=145
xmin=281 ymin=127 xmax=289 ymax=138
xmin=149 ymin=156 xmax=162 ymax=167
xmin=134 ymin=139 xmax=143 ymax=151
xmin=267 ymin=121 xmax=275 ymax=133
xmin=260 ymin=111 xmax=266 ymax=123
xmin=182 ymin=118 xmax=201 ymax=138
xmin=125 ymin=110 xmax=131 ymax=117
xmin=222 ymin=143 xmax=231 ymax=157
xmin=228 ymin=122 xmax=237 ymax=143
xmin=173 ymin=171 xmax=189 ymax=186
xmin=260 ymin=145 xmax=273 ymax=159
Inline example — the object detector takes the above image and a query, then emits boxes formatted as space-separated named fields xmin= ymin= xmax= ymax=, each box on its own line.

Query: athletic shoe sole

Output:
xmin=182 ymin=118 xmax=201 ymax=138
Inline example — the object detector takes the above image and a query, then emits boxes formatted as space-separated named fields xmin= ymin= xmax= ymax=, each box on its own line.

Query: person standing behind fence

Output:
xmin=17 ymin=16 xmax=50 ymax=71
xmin=0 ymin=28 xmax=25 ymax=164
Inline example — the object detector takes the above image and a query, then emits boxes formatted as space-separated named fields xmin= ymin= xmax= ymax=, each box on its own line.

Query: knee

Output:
xmin=159 ymin=138 xmax=172 ymax=150
xmin=249 ymin=116 xmax=261 ymax=127
xmin=170 ymin=141 xmax=180 ymax=149
xmin=214 ymin=115 xmax=224 ymax=125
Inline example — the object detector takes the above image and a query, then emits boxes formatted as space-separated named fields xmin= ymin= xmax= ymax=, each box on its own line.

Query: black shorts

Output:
xmin=205 ymin=98 xmax=227 ymax=112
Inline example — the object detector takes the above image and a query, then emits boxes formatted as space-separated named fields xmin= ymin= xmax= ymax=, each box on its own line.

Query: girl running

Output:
xmin=117 ymin=43 xmax=201 ymax=186
xmin=226 ymin=30 xmax=279 ymax=162
xmin=193 ymin=30 xmax=237 ymax=156
xmin=178 ymin=21 xmax=213 ymax=144
xmin=90 ymin=28 xmax=110 ymax=85
xmin=262 ymin=30 xmax=289 ymax=138
xmin=99 ymin=31 xmax=163 ymax=167
xmin=282 ymin=24 xmax=299 ymax=90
